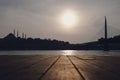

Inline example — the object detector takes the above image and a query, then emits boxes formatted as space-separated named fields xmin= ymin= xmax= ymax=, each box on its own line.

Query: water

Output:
xmin=0 ymin=50 xmax=120 ymax=55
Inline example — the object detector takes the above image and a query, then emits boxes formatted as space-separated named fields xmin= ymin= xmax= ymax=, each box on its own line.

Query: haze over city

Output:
xmin=0 ymin=0 xmax=120 ymax=43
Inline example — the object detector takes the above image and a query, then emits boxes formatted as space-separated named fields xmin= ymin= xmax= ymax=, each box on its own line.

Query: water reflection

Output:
xmin=62 ymin=50 xmax=75 ymax=55
xmin=0 ymin=50 xmax=120 ymax=55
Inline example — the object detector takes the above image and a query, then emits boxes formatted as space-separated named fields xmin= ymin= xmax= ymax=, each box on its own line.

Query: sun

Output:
xmin=60 ymin=10 xmax=78 ymax=27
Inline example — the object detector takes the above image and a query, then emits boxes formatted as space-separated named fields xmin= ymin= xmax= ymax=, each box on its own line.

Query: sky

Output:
xmin=0 ymin=0 xmax=120 ymax=43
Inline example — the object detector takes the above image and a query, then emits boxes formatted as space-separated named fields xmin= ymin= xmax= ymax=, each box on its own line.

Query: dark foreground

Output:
xmin=0 ymin=55 xmax=120 ymax=80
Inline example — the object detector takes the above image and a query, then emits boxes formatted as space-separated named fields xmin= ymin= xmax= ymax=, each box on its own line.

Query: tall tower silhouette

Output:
xmin=13 ymin=29 xmax=16 ymax=37
xmin=25 ymin=34 xmax=26 ymax=39
xmin=105 ymin=16 xmax=107 ymax=40
xmin=22 ymin=33 xmax=24 ymax=39
xmin=104 ymin=16 xmax=109 ymax=51
xmin=17 ymin=30 xmax=19 ymax=38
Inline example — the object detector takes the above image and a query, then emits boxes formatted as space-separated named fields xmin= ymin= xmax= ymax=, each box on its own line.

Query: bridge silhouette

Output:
xmin=88 ymin=16 xmax=120 ymax=51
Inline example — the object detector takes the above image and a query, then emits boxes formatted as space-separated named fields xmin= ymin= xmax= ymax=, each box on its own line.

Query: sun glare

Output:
xmin=62 ymin=50 xmax=75 ymax=55
xmin=60 ymin=10 xmax=78 ymax=27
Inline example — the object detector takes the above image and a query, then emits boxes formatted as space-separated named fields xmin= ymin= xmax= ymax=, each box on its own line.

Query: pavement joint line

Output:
xmin=39 ymin=56 xmax=61 ymax=80
xmin=0 ymin=56 xmax=53 ymax=79
xmin=67 ymin=56 xmax=86 ymax=80
xmin=74 ymin=56 xmax=120 ymax=79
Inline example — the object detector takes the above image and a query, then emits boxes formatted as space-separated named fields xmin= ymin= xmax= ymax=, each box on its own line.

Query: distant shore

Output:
xmin=0 ymin=33 xmax=120 ymax=50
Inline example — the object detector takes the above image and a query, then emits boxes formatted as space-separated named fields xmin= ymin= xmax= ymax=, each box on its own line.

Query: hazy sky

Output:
xmin=0 ymin=0 xmax=120 ymax=43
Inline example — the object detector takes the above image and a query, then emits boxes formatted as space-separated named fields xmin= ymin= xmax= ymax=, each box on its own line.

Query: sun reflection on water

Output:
xmin=62 ymin=50 xmax=75 ymax=55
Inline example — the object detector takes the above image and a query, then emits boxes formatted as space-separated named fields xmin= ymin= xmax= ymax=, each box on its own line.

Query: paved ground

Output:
xmin=0 ymin=55 xmax=120 ymax=80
